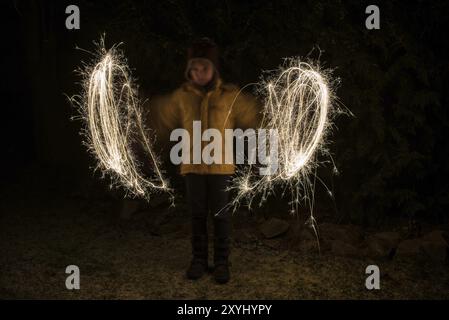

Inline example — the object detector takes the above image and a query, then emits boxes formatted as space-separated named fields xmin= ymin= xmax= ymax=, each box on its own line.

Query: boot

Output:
xmin=186 ymin=235 xmax=208 ymax=280
xmin=213 ymin=237 xmax=231 ymax=284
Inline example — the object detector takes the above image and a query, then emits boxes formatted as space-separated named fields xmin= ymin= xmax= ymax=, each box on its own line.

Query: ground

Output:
xmin=1 ymin=168 xmax=448 ymax=299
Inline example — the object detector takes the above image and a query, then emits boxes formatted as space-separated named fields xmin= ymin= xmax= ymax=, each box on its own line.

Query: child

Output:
xmin=150 ymin=38 xmax=261 ymax=284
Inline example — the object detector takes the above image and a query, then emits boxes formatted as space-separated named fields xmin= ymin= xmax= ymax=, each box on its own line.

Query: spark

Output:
xmin=228 ymin=58 xmax=345 ymax=221
xmin=70 ymin=38 xmax=172 ymax=200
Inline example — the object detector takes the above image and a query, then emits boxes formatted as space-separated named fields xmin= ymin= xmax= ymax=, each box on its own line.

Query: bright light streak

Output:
xmin=228 ymin=58 xmax=343 ymax=221
xmin=70 ymin=39 xmax=171 ymax=200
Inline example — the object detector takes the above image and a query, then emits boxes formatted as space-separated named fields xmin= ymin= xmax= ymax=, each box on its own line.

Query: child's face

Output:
xmin=189 ymin=59 xmax=214 ymax=87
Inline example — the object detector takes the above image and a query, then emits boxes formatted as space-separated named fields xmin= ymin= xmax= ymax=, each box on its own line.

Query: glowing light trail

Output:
xmin=70 ymin=40 xmax=171 ymax=200
xmin=228 ymin=59 xmax=340 ymax=219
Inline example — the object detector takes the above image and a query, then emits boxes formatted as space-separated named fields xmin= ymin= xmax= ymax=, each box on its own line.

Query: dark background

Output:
xmin=2 ymin=0 xmax=449 ymax=300
xmin=3 ymin=0 xmax=449 ymax=225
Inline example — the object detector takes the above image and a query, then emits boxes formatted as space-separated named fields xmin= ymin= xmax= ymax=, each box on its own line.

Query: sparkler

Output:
xmin=228 ymin=58 xmax=343 ymax=224
xmin=70 ymin=39 xmax=171 ymax=200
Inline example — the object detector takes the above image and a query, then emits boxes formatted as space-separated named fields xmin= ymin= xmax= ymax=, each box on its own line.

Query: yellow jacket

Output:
xmin=148 ymin=77 xmax=262 ymax=175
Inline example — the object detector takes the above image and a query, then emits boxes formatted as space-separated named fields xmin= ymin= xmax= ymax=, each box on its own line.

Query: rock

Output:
xmin=330 ymin=240 xmax=359 ymax=257
xmin=285 ymin=221 xmax=316 ymax=240
xmin=421 ymin=230 xmax=448 ymax=262
xmin=420 ymin=241 xmax=447 ymax=263
xmin=318 ymin=223 xmax=364 ymax=245
xmin=422 ymin=230 xmax=449 ymax=245
xmin=299 ymin=239 xmax=321 ymax=253
xmin=282 ymin=221 xmax=314 ymax=252
xmin=395 ymin=231 xmax=448 ymax=263
xmin=366 ymin=232 xmax=401 ymax=258
xmin=284 ymin=222 xmax=321 ymax=253
xmin=256 ymin=216 xmax=266 ymax=225
xmin=259 ymin=218 xmax=290 ymax=239
xmin=395 ymin=239 xmax=422 ymax=260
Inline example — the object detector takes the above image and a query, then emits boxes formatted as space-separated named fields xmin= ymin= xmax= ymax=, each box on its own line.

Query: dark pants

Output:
xmin=184 ymin=174 xmax=232 ymax=263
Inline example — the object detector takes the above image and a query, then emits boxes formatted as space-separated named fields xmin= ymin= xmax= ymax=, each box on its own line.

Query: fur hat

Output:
xmin=185 ymin=37 xmax=220 ymax=79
